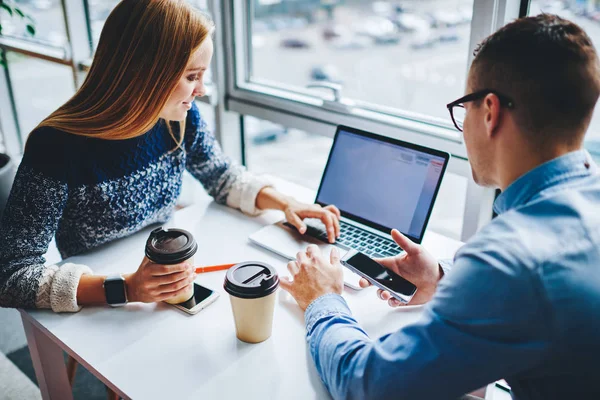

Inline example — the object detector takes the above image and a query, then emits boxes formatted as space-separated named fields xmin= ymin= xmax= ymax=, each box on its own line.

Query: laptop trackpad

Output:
xmin=249 ymin=222 xmax=363 ymax=290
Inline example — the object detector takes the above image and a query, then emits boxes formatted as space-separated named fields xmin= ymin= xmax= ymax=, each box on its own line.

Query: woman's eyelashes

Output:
xmin=186 ymin=74 xmax=201 ymax=82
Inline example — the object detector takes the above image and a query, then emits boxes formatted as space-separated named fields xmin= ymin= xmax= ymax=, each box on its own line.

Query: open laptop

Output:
xmin=249 ymin=125 xmax=449 ymax=289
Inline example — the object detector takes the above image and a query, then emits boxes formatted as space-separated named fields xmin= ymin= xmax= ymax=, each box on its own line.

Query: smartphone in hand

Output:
xmin=341 ymin=249 xmax=417 ymax=304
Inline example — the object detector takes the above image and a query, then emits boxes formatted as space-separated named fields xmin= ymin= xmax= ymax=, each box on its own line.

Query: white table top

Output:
xmin=23 ymin=179 xmax=464 ymax=400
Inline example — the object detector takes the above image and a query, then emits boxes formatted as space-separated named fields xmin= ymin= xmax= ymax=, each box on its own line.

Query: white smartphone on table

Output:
xmin=170 ymin=283 xmax=219 ymax=315
xmin=341 ymin=249 xmax=417 ymax=304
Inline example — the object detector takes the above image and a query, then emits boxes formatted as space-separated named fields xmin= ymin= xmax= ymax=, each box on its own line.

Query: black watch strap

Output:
xmin=103 ymin=275 xmax=128 ymax=307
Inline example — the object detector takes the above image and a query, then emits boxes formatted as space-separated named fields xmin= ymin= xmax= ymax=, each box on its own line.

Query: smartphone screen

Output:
xmin=178 ymin=283 xmax=215 ymax=310
xmin=345 ymin=252 xmax=417 ymax=296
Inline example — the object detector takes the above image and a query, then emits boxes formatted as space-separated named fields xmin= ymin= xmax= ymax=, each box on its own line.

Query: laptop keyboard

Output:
xmin=284 ymin=219 xmax=403 ymax=258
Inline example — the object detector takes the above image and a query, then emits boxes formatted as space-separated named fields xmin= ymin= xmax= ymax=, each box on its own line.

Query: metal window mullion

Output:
xmin=460 ymin=0 xmax=522 ymax=241
xmin=210 ymin=0 xmax=243 ymax=163
xmin=519 ymin=0 xmax=531 ymax=17
xmin=61 ymin=0 xmax=93 ymax=88
xmin=0 ymin=36 xmax=70 ymax=65
xmin=0 ymin=50 xmax=22 ymax=156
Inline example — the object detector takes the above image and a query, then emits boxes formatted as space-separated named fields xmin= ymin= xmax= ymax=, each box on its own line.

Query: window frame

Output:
xmin=220 ymin=0 xmax=521 ymax=240
xmin=0 ymin=0 xmax=523 ymax=242
xmin=223 ymin=0 xmax=522 ymax=162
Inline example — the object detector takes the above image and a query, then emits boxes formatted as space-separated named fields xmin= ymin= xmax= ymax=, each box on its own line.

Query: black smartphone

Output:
xmin=171 ymin=283 xmax=219 ymax=315
xmin=341 ymin=249 xmax=417 ymax=303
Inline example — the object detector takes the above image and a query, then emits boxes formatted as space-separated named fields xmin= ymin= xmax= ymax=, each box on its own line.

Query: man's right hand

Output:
xmin=124 ymin=257 xmax=195 ymax=303
xmin=359 ymin=229 xmax=443 ymax=307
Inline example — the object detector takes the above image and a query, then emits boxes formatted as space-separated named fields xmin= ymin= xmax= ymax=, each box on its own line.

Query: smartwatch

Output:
xmin=103 ymin=275 xmax=128 ymax=307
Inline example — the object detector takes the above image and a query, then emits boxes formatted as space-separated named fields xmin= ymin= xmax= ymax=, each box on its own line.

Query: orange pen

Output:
xmin=195 ymin=263 xmax=237 ymax=274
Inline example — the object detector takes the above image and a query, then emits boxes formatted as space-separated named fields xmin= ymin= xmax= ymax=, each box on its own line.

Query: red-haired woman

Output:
xmin=0 ymin=0 xmax=340 ymax=312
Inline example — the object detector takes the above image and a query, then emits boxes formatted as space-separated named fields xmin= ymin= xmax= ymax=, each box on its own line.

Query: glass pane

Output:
xmin=428 ymin=171 xmax=465 ymax=240
xmin=244 ymin=116 xmax=332 ymax=190
xmin=1 ymin=0 xmax=67 ymax=46
xmin=527 ymin=1 xmax=600 ymax=161
xmin=88 ymin=0 xmax=120 ymax=49
xmin=244 ymin=115 xmax=465 ymax=239
xmin=249 ymin=0 xmax=473 ymax=126
xmin=6 ymin=52 xmax=75 ymax=143
xmin=88 ymin=0 xmax=210 ymax=49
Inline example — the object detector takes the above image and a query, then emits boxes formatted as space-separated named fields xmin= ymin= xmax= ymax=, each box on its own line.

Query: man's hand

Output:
xmin=360 ymin=229 xmax=442 ymax=307
xmin=280 ymin=245 xmax=344 ymax=310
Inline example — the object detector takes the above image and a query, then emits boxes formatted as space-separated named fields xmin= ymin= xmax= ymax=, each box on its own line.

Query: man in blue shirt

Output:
xmin=280 ymin=14 xmax=600 ymax=400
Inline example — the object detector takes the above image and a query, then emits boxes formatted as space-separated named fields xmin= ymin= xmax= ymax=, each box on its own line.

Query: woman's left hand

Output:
xmin=255 ymin=187 xmax=341 ymax=243
xmin=284 ymin=199 xmax=341 ymax=243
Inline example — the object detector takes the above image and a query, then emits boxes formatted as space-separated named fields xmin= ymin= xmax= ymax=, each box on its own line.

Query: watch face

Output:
xmin=104 ymin=278 xmax=127 ymax=305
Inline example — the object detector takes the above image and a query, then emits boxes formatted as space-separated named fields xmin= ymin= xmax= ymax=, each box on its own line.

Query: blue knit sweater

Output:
xmin=0 ymin=102 xmax=270 ymax=312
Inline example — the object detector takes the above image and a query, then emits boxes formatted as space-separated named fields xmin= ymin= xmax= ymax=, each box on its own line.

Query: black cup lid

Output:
xmin=145 ymin=227 xmax=198 ymax=264
xmin=223 ymin=262 xmax=279 ymax=299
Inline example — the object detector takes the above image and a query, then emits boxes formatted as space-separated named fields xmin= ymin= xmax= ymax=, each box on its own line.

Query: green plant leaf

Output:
xmin=0 ymin=4 xmax=13 ymax=17
xmin=26 ymin=24 xmax=35 ymax=36
xmin=14 ymin=7 xmax=24 ymax=18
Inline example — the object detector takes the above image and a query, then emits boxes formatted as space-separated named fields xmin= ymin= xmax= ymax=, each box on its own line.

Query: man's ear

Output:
xmin=483 ymin=94 xmax=502 ymax=138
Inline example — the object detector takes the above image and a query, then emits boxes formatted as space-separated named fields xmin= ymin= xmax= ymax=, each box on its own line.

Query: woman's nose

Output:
xmin=193 ymin=82 xmax=205 ymax=97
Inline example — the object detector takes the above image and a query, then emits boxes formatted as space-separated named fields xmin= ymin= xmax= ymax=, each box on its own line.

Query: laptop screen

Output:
xmin=315 ymin=126 xmax=448 ymax=243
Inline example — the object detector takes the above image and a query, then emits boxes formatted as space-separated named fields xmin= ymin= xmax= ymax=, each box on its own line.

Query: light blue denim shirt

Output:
xmin=305 ymin=149 xmax=600 ymax=400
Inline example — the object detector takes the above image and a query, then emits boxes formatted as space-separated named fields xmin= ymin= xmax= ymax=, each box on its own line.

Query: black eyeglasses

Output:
xmin=446 ymin=89 xmax=515 ymax=132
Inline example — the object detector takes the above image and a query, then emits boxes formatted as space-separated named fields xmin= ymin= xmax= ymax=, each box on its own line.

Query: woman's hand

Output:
xmin=124 ymin=257 xmax=195 ymax=303
xmin=256 ymin=187 xmax=341 ymax=243
xmin=359 ymin=229 xmax=443 ymax=307
xmin=284 ymin=199 xmax=341 ymax=243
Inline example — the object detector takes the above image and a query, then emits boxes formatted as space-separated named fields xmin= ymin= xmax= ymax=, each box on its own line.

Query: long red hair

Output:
xmin=35 ymin=0 xmax=213 ymax=144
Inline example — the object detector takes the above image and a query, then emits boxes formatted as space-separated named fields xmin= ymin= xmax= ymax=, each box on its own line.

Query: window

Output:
xmin=0 ymin=0 xmax=67 ymax=46
xmin=87 ymin=0 xmax=119 ymax=48
xmin=6 ymin=52 xmax=75 ymax=139
xmin=244 ymin=115 xmax=333 ymax=190
xmin=242 ymin=0 xmax=474 ymax=129
xmin=88 ymin=0 xmax=210 ymax=48
xmin=527 ymin=0 xmax=600 ymax=161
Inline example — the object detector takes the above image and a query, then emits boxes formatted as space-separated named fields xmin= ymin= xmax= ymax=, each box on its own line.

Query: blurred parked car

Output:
xmin=331 ymin=34 xmax=371 ymax=50
xmin=322 ymin=24 xmax=349 ymax=41
xmin=280 ymin=38 xmax=310 ymax=49
xmin=393 ymin=13 xmax=430 ymax=32
xmin=427 ymin=10 xmax=463 ymax=28
xmin=373 ymin=33 xmax=401 ymax=45
xmin=372 ymin=1 xmax=394 ymax=16
xmin=540 ymin=0 xmax=567 ymax=14
xmin=356 ymin=17 xmax=396 ymax=38
xmin=437 ymin=28 xmax=459 ymax=43
xmin=410 ymin=30 xmax=437 ymax=50
xmin=31 ymin=0 xmax=53 ymax=10
xmin=458 ymin=5 xmax=473 ymax=24
xmin=310 ymin=64 xmax=343 ymax=83
xmin=268 ymin=17 xmax=293 ymax=31
xmin=252 ymin=20 xmax=271 ymax=33
xmin=288 ymin=17 xmax=309 ymax=29
xmin=245 ymin=116 xmax=289 ymax=145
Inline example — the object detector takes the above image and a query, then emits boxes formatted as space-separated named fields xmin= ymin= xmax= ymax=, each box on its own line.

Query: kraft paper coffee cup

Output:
xmin=145 ymin=227 xmax=198 ymax=304
xmin=223 ymin=262 xmax=279 ymax=343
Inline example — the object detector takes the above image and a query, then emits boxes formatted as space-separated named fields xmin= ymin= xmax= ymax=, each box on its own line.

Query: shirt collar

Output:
xmin=493 ymin=149 xmax=597 ymax=215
